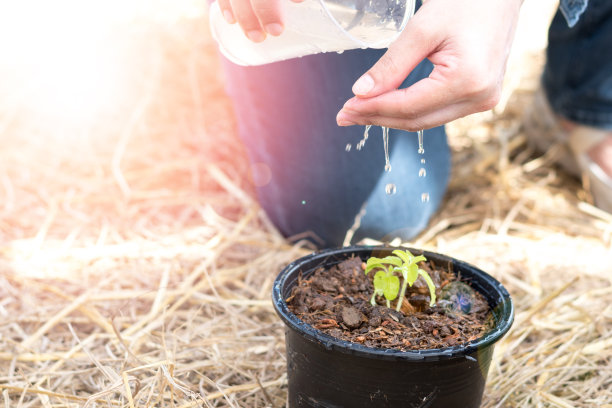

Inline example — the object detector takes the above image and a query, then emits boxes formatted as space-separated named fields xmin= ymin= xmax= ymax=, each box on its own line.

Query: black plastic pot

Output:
xmin=272 ymin=246 xmax=514 ymax=408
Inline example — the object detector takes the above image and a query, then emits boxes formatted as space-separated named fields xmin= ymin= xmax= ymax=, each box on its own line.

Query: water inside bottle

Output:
xmin=327 ymin=0 xmax=408 ymax=42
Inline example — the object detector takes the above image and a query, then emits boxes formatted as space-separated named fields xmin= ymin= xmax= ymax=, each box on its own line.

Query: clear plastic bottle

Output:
xmin=209 ymin=0 xmax=414 ymax=66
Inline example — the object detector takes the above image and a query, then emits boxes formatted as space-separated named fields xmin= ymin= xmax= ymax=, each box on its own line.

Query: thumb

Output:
xmin=351 ymin=24 xmax=433 ymax=98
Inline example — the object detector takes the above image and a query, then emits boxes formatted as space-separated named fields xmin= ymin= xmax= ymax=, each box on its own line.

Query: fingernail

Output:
xmin=265 ymin=23 xmax=284 ymax=36
xmin=247 ymin=30 xmax=266 ymax=42
xmin=352 ymin=74 xmax=374 ymax=95
xmin=336 ymin=111 xmax=355 ymax=126
xmin=222 ymin=9 xmax=235 ymax=24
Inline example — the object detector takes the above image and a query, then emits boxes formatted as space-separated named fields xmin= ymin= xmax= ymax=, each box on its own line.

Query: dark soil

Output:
xmin=286 ymin=256 xmax=493 ymax=351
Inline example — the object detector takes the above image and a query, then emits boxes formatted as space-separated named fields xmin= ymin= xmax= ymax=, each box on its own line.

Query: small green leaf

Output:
xmin=366 ymin=255 xmax=401 ymax=275
xmin=380 ymin=256 xmax=403 ymax=267
xmin=383 ymin=275 xmax=400 ymax=301
xmin=373 ymin=270 xmax=387 ymax=292
xmin=406 ymin=264 xmax=418 ymax=285
xmin=365 ymin=258 xmax=384 ymax=275
xmin=418 ymin=269 xmax=437 ymax=306
xmin=366 ymin=256 xmax=385 ymax=266
xmin=413 ymin=255 xmax=427 ymax=264
xmin=392 ymin=249 xmax=412 ymax=264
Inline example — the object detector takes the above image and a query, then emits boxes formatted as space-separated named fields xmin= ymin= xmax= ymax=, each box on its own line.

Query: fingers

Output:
xmin=251 ymin=0 xmax=284 ymax=36
xmin=223 ymin=0 xmax=285 ymax=42
xmin=337 ymin=99 xmax=477 ymax=131
xmin=229 ymin=0 xmax=266 ymax=42
xmin=347 ymin=77 xmax=449 ymax=120
xmin=217 ymin=0 xmax=236 ymax=23
xmin=338 ymin=55 xmax=502 ymax=131
xmin=336 ymin=0 xmax=518 ymax=131
xmin=337 ymin=76 xmax=500 ymax=131
xmin=350 ymin=17 xmax=434 ymax=98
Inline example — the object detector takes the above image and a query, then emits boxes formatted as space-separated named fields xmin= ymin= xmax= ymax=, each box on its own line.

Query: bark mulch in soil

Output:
xmin=286 ymin=256 xmax=494 ymax=351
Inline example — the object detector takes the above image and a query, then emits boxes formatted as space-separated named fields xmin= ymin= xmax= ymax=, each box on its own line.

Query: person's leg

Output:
xmin=543 ymin=0 xmax=612 ymax=129
xmin=540 ymin=0 xmax=612 ymax=212
xmin=222 ymin=49 xmax=450 ymax=247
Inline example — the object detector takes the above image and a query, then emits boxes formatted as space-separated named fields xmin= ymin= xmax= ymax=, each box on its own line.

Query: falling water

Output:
xmin=417 ymin=129 xmax=425 ymax=154
xmin=357 ymin=125 xmax=371 ymax=150
xmin=382 ymin=126 xmax=391 ymax=172
xmin=382 ymin=126 xmax=396 ymax=195
xmin=417 ymin=130 xmax=429 ymax=203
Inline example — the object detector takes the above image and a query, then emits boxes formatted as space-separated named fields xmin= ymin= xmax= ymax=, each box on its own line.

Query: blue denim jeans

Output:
xmin=223 ymin=51 xmax=450 ymax=247
xmin=544 ymin=0 xmax=612 ymax=129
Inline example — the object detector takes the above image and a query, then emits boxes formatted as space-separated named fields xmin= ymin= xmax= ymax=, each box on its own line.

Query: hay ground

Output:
xmin=0 ymin=1 xmax=611 ymax=407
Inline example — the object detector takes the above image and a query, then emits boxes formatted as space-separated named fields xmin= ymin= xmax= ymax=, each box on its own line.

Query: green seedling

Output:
xmin=364 ymin=255 xmax=402 ymax=308
xmin=365 ymin=250 xmax=437 ymax=312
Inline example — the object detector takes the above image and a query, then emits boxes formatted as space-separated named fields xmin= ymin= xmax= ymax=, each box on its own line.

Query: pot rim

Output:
xmin=272 ymin=245 xmax=514 ymax=362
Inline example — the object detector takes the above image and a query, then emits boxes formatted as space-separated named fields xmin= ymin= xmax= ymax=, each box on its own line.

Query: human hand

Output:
xmin=217 ymin=0 xmax=304 ymax=42
xmin=336 ymin=0 xmax=523 ymax=131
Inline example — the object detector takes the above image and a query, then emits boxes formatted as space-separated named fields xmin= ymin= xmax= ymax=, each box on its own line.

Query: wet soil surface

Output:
xmin=286 ymin=256 xmax=493 ymax=351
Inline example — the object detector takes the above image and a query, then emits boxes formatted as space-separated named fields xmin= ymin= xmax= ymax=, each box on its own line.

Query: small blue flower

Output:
xmin=440 ymin=282 xmax=475 ymax=314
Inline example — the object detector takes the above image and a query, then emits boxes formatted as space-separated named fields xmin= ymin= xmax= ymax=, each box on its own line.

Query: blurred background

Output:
xmin=0 ymin=0 xmax=254 ymax=277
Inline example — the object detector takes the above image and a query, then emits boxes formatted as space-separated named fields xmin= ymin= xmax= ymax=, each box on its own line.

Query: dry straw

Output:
xmin=0 ymin=1 xmax=610 ymax=407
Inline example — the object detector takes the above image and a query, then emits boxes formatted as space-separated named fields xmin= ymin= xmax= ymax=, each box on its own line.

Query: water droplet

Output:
xmin=417 ymin=129 xmax=425 ymax=154
xmin=345 ymin=143 xmax=352 ymax=152
xmin=382 ymin=126 xmax=391 ymax=173
xmin=418 ymin=168 xmax=426 ymax=177
xmin=421 ymin=158 xmax=426 ymax=164
xmin=301 ymin=200 xmax=306 ymax=205
xmin=385 ymin=183 xmax=397 ymax=195
xmin=421 ymin=193 xmax=430 ymax=203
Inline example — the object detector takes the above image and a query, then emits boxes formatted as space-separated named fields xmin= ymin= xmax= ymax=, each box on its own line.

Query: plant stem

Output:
xmin=396 ymin=278 xmax=409 ymax=312
xmin=370 ymin=292 xmax=377 ymax=306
